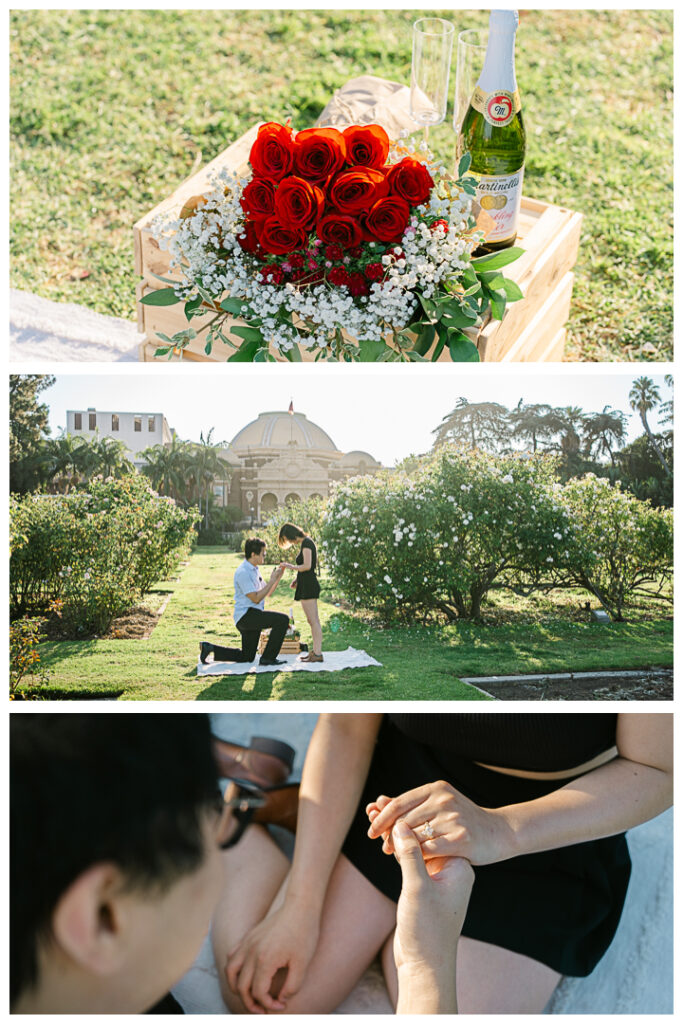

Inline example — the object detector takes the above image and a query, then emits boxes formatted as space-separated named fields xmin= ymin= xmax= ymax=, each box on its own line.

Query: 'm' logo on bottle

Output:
xmin=471 ymin=87 xmax=521 ymax=129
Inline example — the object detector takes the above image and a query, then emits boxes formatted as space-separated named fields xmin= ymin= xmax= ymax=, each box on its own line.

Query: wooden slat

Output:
xmin=501 ymin=272 xmax=574 ymax=362
xmin=538 ymin=327 xmax=566 ymax=362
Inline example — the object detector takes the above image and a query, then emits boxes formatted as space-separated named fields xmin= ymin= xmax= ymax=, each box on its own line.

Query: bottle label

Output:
xmin=472 ymin=167 xmax=524 ymax=243
xmin=471 ymin=86 xmax=521 ymax=128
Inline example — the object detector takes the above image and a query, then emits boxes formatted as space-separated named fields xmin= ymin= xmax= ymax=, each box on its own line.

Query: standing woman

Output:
xmin=278 ymin=522 xmax=323 ymax=663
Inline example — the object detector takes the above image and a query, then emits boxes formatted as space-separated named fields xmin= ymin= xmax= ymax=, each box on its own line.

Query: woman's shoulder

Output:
xmin=302 ymin=535 xmax=316 ymax=549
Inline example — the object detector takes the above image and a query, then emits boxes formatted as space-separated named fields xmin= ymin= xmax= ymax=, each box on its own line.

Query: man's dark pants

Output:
xmin=210 ymin=608 xmax=289 ymax=663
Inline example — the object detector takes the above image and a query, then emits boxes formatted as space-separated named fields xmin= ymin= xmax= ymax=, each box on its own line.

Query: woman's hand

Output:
xmin=290 ymin=579 xmax=297 ymax=589
xmin=367 ymin=780 xmax=517 ymax=866
xmin=225 ymin=902 xmax=320 ymax=1014
xmin=393 ymin=820 xmax=474 ymax=1014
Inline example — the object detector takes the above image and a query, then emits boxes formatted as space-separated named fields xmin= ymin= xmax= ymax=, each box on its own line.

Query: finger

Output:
xmin=251 ymin=961 xmax=287 ymax=1012
xmin=225 ymin=946 xmax=246 ymax=993
xmin=235 ymin=957 xmax=262 ymax=1015
xmin=420 ymin=829 xmax=468 ymax=860
xmin=368 ymin=787 xmax=432 ymax=837
xmin=279 ymin=959 xmax=307 ymax=1001
xmin=366 ymin=794 xmax=392 ymax=819
xmin=392 ymin=819 xmax=430 ymax=893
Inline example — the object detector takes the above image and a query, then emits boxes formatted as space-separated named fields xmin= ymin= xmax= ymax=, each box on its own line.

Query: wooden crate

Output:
xmin=257 ymin=631 xmax=301 ymax=656
xmin=135 ymin=133 xmax=582 ymax=363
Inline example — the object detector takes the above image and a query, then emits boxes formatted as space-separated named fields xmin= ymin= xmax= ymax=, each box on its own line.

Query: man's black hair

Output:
xmin=10 ymin=713 xmax=220 ymax=1007
xmin=244 ymin=537 xmax=266 ymax=560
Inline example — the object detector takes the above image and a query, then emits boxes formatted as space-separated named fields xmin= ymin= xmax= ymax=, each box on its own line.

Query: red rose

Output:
xmin=317 ymin=213 xmax=362 ymax=250
xmin=364 ymin=196 xmax=411 ymax=243
xmin=249 ymin=122 xmax=294 ymax=182
xmin=328 ymin=166 xmax=388 ymax=215
xmin=293 ymin=127 xmax=346 ymax=184
xmin=342 ymin=125 xmax=390 ymax=169
xmin=325 ymin=244 xmax=344 ymax=260
xmin=386 ymin=157 xmax=434 ymax=206
xmin=273 ymin=176 xmax=324 ymax=230
xmin=240 ymin=177 xmax=277 ymax=222
xmin=257 ymin=217 xmax=308 ymax=255
xmin=237 ymin=220 xmax=261 ymax=254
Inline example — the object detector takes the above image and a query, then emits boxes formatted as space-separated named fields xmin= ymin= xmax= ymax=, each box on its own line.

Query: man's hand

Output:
xmin=269 ymin=566 xmax=285 ymax=583
xmin=393 ymin=819 xmax=474 ymax=1014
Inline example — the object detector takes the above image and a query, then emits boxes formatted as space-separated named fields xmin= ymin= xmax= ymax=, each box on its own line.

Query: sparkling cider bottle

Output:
xmin=458 ymin=9 xmax=526 ymax=254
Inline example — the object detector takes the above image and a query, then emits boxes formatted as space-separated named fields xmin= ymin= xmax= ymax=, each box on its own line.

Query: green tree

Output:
xmin=188 ymin=429 xmax=232 ymax=529
xmin=140 ymin=435 xmax=194 ymax=500
xmin=629 ymin=377 xmax=671 ymax=477
xmin=10 ymin=374 xmax=55 ymax=493
xmin=432 ymin=398 xmax=510 ymax=451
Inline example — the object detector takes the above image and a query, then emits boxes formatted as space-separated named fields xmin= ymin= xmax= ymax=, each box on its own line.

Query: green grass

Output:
xmin=32 ymin=548 xmax=672 ymax=701
xmin=10 ymin=9 xmax=672 ymax=361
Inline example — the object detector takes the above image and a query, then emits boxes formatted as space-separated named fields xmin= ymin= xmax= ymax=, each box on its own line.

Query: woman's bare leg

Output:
xmin=381 ymin=932 xmax=560 ymax=1013
xmin=300 ymin=598 xmax=323 ymax=655
xmin=212 ymin=825 xmax=291 ymax=1012
xmin=212 ymin=831 xmax=396 ymax=1014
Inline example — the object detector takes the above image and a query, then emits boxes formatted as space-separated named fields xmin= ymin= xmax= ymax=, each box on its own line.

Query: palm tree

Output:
xmin=509 ymin=401 xmax=564 ymax=453
xmin=629 ymin=377 xmax=671 ymax=477
xmin=140 ymin=435 xmax=194 ymax=500
xmin=39 ymin=434 xmax=88 ymax=492
xmin=187 ymin=429 xmax=232 ymax=528
xmin=87 ymin=435 xmax=134 ymax=478
xmin=583 ymin=405 xmax=627 ymax=466
xmin=558 ymin=406 xmax=586 ymax=456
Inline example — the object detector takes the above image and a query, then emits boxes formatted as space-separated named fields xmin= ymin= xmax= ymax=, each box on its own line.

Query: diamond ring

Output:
xmin=422 ymin=820 xmax=435 ymax=839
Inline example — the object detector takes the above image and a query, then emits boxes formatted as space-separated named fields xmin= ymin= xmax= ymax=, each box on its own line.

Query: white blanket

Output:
xmin=197 ymin=647 xmax=381 ymax=676
xmin=10 ymin=288 xmax=139 ymax=362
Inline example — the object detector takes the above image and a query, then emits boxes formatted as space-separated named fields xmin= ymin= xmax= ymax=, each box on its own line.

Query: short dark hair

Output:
xmin=10 ymin=713 xmax=219 ymax=1008
xmin=244 ymin=537 xmax=266 ymax=559
xmin=278 ymin=523 xmax=306 ymax=547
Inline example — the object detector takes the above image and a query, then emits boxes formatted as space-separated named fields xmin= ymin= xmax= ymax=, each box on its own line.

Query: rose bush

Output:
xmin=10 ymin=476 xmax=200 ymax=636
xmin=323 ymin=448 xmax=574 ymax=620
xmin=557 ymin=475 xmax=673 ymax=620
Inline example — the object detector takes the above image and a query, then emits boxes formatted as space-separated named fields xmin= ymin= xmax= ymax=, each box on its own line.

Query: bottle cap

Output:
xmin=489 ymin=10 xmax=519 ymax=33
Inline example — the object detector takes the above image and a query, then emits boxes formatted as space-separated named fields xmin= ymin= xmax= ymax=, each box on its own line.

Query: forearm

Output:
xmin=499 ymin=756 xmax=673 ymax=860
xmin=397 ymin=965 xmax=457 ymax=1015
xmin=284 ymin=713 xmax=383 ymax=914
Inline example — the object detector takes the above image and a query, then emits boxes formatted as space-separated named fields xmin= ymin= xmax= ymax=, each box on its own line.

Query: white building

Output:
xmin=66 ymin=408 xmax=173 ymax=467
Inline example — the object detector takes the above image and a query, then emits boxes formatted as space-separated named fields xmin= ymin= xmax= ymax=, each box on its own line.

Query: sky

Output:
xmin=42 ymin=368 xmax=671 ymax=466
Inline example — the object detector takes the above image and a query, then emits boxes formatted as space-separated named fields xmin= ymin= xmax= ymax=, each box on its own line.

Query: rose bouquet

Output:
xmin=142 ymin=122 xmax=524 ymax=362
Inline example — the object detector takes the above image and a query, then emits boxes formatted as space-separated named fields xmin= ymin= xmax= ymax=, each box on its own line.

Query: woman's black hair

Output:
xmin=278 ymin=522 xmax=307 ymax=548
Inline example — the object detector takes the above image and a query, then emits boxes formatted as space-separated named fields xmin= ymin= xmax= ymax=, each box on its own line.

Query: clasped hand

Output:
xmin=367 ymin=779 xmax=516 ymax=866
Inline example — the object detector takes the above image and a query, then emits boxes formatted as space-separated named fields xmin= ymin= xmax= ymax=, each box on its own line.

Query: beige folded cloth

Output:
xmin=315 ymin=74 xmax=417 ymax=135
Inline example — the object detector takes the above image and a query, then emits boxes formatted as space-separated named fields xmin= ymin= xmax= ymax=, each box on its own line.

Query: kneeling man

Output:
xmin=200 ymin=538 xmax=290 ymax=668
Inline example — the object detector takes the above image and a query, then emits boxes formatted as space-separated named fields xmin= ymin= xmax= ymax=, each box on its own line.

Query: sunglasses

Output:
xmin=217 ymin=776 xmax=267 ymax=850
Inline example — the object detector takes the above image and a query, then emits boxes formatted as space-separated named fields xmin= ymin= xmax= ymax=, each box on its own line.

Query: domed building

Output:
xmin=215 ymin=410 xmax=381 ymax=522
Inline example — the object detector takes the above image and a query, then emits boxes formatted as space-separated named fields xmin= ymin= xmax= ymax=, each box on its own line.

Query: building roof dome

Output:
xmin=230 ymin=411 xmax=339 ymax=453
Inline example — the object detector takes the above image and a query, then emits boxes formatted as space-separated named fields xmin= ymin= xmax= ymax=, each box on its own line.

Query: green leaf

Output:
xmin=284 ymin=345 xmax=303 ymax=362
xmin=204 ymin=338 xmax=213 ymax=356
xmin=479 ymin=271 xmax=506 ymax=290
xmin=412 ymin=323 xmax=436 ymax=356
xmin=440 ymin=302 xmax=479 ymax=328
xmin=231 ymin=326 xmax=264 ymax=343
xmin=184 ymin=294 xmax=203 ymax=319
xmin=153 ymin=346 xmax=172 ymax=357
xmin=458 ymin=151 xmax=472 ymax=177
xmin=220 ymin=296 xmax=246 ymax=315
xmin=140 ymin=287 xmax=180 ymax=306
xmin=471 ymin=247 xmax=525 ymax=271
xmin=462 ymin=282 xmax=481 ymax=297
xmin=227 ymin=339 xmax=261 ymax=362
xmin=431 ymin=324 xmax=447 ymax=361
xmin=486 ymin=285 xmax=508 ymax=321
xmin=447 ymin=331 xmax=480 ymax=362
xmin=357 ymin=339 xmax=387 ymax=362
xmin=418 ymin=293 xmax=437 ymax=318
xmin=501 ymin=278 xmax=524 ymax=302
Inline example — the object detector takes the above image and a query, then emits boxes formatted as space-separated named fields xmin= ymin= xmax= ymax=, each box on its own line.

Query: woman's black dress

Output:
xmin=294 ymin=536 xmax=321 ymax=601
xmin=342 ymin=714 xmax=631 ymax=977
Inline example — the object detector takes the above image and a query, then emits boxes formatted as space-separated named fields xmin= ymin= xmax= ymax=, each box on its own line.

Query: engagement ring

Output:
xmin=422 ymin=821 xmax=435 ymax=839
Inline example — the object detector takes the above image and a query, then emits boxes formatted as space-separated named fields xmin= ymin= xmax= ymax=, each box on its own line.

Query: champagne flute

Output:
xmin=410 ymin=18 xmax=455 ymax=143
xmin=453 ymin=28 xmax=487 ymax=143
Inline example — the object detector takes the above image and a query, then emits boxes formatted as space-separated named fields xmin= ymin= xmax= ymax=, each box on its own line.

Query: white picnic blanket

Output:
xmin=197 ymin=647 xmax=381 ymax=676
xmin=10 ymin=288 xmax=139 ymax=362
